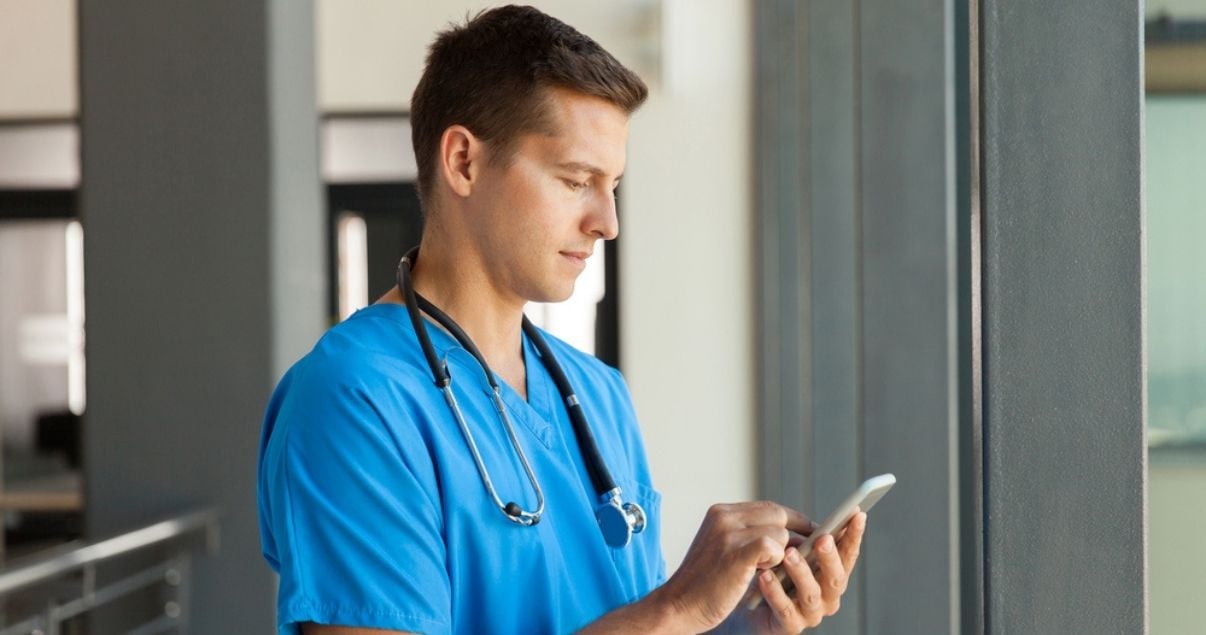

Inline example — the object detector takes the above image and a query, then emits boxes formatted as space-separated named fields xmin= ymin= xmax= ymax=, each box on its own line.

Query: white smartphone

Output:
xmin=743 ymin=473 xmax=896 ymax=610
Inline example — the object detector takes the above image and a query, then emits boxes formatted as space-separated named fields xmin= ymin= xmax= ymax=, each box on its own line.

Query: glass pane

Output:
xmin=1147 ymin=96 xmax=1206 ymax=448
xmin=0 ymin=218 xmax=84 ymax=558
xmin=1145 ymin=94 xmax=1206 ymax=634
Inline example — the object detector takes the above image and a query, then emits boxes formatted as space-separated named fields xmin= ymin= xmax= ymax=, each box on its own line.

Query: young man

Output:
xmin=258 ymin=6 xmax=866 ymax=634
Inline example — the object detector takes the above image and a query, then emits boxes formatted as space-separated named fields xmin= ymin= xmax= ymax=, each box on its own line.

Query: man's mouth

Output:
xmin=560 ymin=251 xmax=591 ymax=266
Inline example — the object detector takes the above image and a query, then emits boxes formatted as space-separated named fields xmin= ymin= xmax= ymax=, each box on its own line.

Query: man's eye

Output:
xmin=565 ymin=179 xmax=588 ymax=191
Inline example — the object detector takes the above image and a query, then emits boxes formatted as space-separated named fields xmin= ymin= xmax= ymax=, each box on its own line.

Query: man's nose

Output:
xmin=586 ymin=189 xmax=619 ymax=240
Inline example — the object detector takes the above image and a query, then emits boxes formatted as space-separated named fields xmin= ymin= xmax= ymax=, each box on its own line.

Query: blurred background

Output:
xmin=0 ymin=0 xmax=1197 ymax=633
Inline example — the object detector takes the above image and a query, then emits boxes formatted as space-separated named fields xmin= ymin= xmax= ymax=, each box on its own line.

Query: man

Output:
xmin=258 ymin=6 xmax=866 ymax=634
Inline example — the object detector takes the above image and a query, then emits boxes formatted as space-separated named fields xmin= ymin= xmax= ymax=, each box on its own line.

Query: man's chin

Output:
xmin=529 ymin=282 xmax=576 ymax=304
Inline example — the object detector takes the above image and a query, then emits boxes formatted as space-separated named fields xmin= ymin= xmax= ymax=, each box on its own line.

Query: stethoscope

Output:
xmin=397 ymin=248 xmax=647 ymax=549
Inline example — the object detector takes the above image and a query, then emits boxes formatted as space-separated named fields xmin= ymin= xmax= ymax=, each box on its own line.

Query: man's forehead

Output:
xmin=529 ymin=92 xmax=629 ymax=174
xmin=534 ymin=138 xmax=627 ymax=178
xmin=534 ymin=86 xmax=621 ymax=125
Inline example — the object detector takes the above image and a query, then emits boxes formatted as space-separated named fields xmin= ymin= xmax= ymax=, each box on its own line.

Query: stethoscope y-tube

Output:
xmin=397 ymin=248 xmax=646 ymax=548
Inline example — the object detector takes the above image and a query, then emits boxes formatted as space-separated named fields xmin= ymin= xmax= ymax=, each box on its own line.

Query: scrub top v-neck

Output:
xmin=258 ymin=303 xmax=666 ymax=635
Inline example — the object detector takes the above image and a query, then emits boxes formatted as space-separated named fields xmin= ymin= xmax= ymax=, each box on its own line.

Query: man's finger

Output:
xmin=782 ymin=548 xmax=825 ymax=627
xmin=730 ymin=501 xmax=816 ymax=535
xmin=733 ymin=526 xmax=790 ymax=569
xmin=838 ymin=512 xmax=867 ymax=575
xmin=812 ymin=534 xmax=847 ymax=610
xmin=783 ymin=506 xmax=818 ymax=535
xmin=757 ymin=567 xmax=806 ymax=632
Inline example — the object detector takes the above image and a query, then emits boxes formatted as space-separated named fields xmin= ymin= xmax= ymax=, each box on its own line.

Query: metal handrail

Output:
xmin=0 ymin=507 xmax=220 ymax=597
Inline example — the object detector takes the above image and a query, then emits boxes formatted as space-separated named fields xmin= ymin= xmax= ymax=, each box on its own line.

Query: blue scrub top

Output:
xmin=258 ymin=303 xmax=666 ymax=635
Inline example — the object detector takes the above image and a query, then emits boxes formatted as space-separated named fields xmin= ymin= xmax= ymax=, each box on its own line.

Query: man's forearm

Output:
xmin=577 ymin=585 xmax=695 ymax=635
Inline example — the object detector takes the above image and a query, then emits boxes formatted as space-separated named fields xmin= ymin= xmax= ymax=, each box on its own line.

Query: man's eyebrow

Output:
xmin=556 ymin=161 xmax=623 ymax=181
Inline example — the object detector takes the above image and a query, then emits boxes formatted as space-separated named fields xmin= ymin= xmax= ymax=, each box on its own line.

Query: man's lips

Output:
xmin=560 ymin=251 xmax=591 ymax=269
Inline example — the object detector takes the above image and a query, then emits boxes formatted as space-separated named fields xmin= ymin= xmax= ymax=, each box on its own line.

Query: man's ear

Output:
xmin=438 ymin=125 xmax=484 ymax=198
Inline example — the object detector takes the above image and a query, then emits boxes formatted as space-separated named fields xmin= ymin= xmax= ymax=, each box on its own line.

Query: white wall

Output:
xmin=619 ymin=1 xmax=754 ymax=568
xmin=317 ymin=1 xmax=662 ymax=112
xmin=0 ymin=0 xmax=76 ymax=118
xmin=317 ymin=0 xmax=756 ymax=568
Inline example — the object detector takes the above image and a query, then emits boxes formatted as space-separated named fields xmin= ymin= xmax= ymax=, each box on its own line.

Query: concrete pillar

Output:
xmin=79 ymin=0 xmax=324 ymax=630
xmin=980 ymin=1 xmax=1147 ymax=631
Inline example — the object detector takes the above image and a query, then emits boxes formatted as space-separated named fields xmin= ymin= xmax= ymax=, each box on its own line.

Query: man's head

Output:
xmin=410 ymin=5 xmax=648 ymax=210
xmin=410 ymin=6 xmax=648 ymax=304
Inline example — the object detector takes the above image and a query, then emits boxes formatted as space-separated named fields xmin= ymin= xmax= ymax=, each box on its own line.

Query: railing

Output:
xmin=0 ymin=508 xmax=220 ymax=635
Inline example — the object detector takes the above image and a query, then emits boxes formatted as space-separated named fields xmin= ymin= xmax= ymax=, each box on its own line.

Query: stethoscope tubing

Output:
xmin=399 ymin=251 xmax=544 ymax=525
xmin=396 ymin=248 xmax=645 ymax=547
xmin=442 ymin=379 xmax=545 ymax=526
xmin=521 ymin=318 xmax=619 ymax=498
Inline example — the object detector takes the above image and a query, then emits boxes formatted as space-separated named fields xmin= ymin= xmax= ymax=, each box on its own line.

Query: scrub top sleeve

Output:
xmin=265 ymin=372 xmax=451 ymax=635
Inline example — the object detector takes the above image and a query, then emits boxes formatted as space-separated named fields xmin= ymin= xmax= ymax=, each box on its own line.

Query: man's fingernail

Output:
xmin=761 ymin=570 xmax=774 ymax=583
xmin=785 ymin=548 xmax=801 ymax=564
xmin=818 ymin=536 xmax=834 ymax=553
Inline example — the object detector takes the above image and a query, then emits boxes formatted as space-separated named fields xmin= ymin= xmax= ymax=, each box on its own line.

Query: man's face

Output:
xmin=467 ymin=87 xmax=628 ymax=304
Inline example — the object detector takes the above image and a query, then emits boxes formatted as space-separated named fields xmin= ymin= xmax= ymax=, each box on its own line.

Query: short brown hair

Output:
xmin=410 ymin=5 xmax=648 ymax=210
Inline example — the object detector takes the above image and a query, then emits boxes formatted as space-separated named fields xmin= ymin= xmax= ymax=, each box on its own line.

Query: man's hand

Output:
xmin=652 ymin=501 xmax=816 ymax=632
xmin=726 ymin=511 xmax=867 ymax=634
xmin=579 ymin=503 xmax=867 ymax=635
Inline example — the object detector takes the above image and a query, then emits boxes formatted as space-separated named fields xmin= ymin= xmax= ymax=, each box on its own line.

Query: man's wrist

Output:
xmin=642 ymin=585 xmax=682 ymax=632
xmin=576 ymin=582 xmax=688 ymax=634
xmin=642 ymin=581 xmax=702 ymax=635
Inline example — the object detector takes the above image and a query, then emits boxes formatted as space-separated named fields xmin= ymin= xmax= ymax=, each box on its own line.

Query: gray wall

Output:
xmin=981 ymin=1 xmax=1147 ymax=632
xmin=756 ymin=1 xmax=964 ymax=633
xmin=859 ymin=1 xmax=962 ymax=632
xmin=79 ymin=0 xmax=324 ymax=631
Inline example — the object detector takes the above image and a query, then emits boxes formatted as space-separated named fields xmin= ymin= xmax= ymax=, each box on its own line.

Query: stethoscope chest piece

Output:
xmin=596 ymin=492 xmax=647 ymax=548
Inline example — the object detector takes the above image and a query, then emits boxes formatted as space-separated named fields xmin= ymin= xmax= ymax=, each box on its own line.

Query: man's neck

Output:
xmin=401 ymin=234 xmax=527 ymax=384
